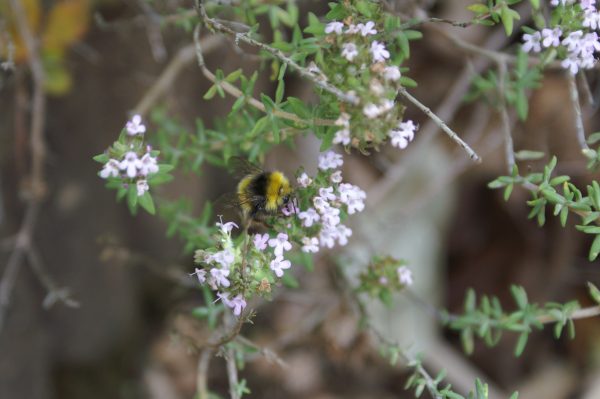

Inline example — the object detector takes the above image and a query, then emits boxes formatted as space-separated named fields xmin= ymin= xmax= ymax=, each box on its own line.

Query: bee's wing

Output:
xmin=219 ymin=190 xmax=264 ymax=209
xmin=229 ymin=156 xmax=264 ymax=179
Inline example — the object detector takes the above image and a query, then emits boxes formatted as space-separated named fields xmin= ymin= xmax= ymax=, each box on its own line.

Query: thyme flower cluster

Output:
xmin=317 ymin=12 xmax=418 ymax=151
xmin=97 ymin=115 xmax=159 ymax=197
xmin=522 ymin=0 xmax=600 ymax=74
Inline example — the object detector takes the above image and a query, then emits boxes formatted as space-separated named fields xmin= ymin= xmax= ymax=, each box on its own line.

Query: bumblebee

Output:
xmin=231 ymin=157 xmax=292 ymax=224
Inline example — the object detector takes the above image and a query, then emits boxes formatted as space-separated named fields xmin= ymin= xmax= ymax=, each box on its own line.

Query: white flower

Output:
xmin=298 ymin=208 xmax=320 ymax=227
xmin=389 ymin=120 xmax=418 ymax=149
xmin=253 ymin=233 xmax=269 ymax=251
xmin=319 ymin=226 xmax=338 ymax=248
xmin=380 ymin=99 xmax=395 ymax=113
xmin=581 ymin=0 xmax=596 ymax=9
xmin=319 ymin=187 xmax=337 ymax=201
xmin=338 ymin=183 xmax=366 ymax=214
xmin=301 ymin=237 xmax=319 ymax=253
xmin=210 ymin=268 xmax=230 ymax=287
xmin=138 ymin=153 xmax=159 ymax=176
xmin=522 ymin=31 xmax=542 ymax=53
xmin=335 ymin=112 xmax=350 ymax=127
xmin=313 ymin=196 xmax=329 ymax=213
xmin=359 ymin=21 xmax=377 ymax=36
xmin=320 ymin=205 xmax=341 ymax=227
xmin=212 ymin=249 xmax=235 ymax=268
xmin=561 ymin=55 xmax=581 ymax=75
xmin=216 ymin=219 xmax=238 ymax=234
xmin=330 ymin=170 xmax=343 ymax=184
xmin=581 ymin=32 xmax=600 ymax=55
xmin=126 ymin=114 xmax=146 ymax=136
xmin=370 ymin=40 xmax=390 ymax=62
xmin=318 ymin=151 xmax=344 ymax=170
xmin=383 ymin=65 xmax=401 ymax=81
xmin=297 ymin=172 xmax=312 ymax=188
xmin=119 ymin=151 xmax=141 ymax=178
xmin=550 ymin=0 xmax=575 ymax=6
xmin=562 ymin=31 xmax=583 ymax=52
xmin=268 ymin=233 xmax=292 ymax=256
xmin=541 ymin=27 xmax=562 ymax=48
xmin=342 ymin=43 xmax=359 ymax=61
xmin=397 ymin=266 xmax=413 ymax=286
xmin=325 ymin=21 xmax=344 ymax=35
xmin=346 ymin=24 xmax=360 ymax=34
xmin=363 ymin=103 xmax=380 ymax=119
xmin=369 ymin=79 xmax=385 ymax=96
xmin=99 ymin=159 xmax=120 ymax=179
xmin=136 ymin=179 xmax=149 ymax=196
xmin=189 ymin=267 xmax=206 ymax=284
xmin=333 ymin=129 xmax=351 ymax=146
xmin=336 ymin=224 xmax=352 ymax=246
xmin=270 ymin=256 xmax=291 ymax=277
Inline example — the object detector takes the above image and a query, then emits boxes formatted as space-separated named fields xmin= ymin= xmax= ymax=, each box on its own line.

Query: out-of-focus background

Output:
xmin=1 ymin=0 xmax=600 ymax=398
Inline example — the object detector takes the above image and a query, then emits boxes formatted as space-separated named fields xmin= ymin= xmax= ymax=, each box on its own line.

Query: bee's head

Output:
xmin=276 ymin=174 xmax=292 ymax=207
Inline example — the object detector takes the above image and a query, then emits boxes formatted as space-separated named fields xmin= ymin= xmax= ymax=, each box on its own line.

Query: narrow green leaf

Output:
xmin=514 ymin=331 xmax=529 ymax=357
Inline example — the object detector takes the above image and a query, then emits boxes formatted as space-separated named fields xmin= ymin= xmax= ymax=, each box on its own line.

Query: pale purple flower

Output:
xmin=550 ymin=0 xmax=575 ymax=5
xmin=138 ymin=153 xmax=159 ymax=176
xmin=268 ymin=233 xmax=292 ymax=256
xmin=333 ymin=129 xmax=351 ymax=146
xmin=253 ymin=233 xmax=269 ymax=251
xmin=319 ymin=187 xmax=337 ymax=201
xmin=126 ymin=114 xmax=146 ymax=136
xmin=581 ymin=0 xmax=596 ymax=9
xmin=389 ymin=120 xmax=418 ymax=149
xmin=541 ymin=27 xmax=562 ymax=48
xmin=313 ymin=196 xmax=329 ymax=213
xmin=298 ymin=208 xmax=320 ymax=227
xmin=136 ymin=179 xmax=149 ymax=196
xmin=562 ymin=31 xmax=583 ymax=52
xmin=297 ymin=172 xmax=312 ymax=187
xmin=320 ymin=206 xmax=341 ymax=227
xmin=522 ymin=31 xmax=542 ymax=53
xmin=210 ymin=268 xmax=230 ymax=287
xmin=325 ymin=21 xmax=344 ymax=35
xmin=281 ymin=199 xmax=299 ymax=216
xmin=189 ymin=267 xmax=206 ymax=284
xmin=270 ymin=256 xmax=291 ymax=277
xmin=330 ymin=170 xmax=343 ymax=184
xmin=228 ymin=294 xmax=247 ymax=316
xmin=370 ymin=41 xmax=390 ymax=62
xmin=342 ymin=43 xmax=359 ymax=61
xmin=379 ymin=99 xmax=395 ymax=113
xmin=338 ymin=183 xmax=366 ymax=214
xmin=119 ymin=151 xmax=141 ymax=178
xmin=584 ymin=9 xmax=600 ymax=32
xmin=301 ymin=237 xmax=319 ymax=253
xmin=581 ymin=32 xmax=600 ymax=55
xmin=216 ymin=219 xmax=239 ymax=234
xmin=336 ymin=224 xmax=352 ymax=246
xmin=359 ymin=21 xmax=377 ymax=36
xmin=318 ymin=151 xmax=344 ymax=170
xmin=397 ymin=266 xmax=413 ymax=286
xmin=561 ymin=55 xmax=581 ymax=74
xmin=212 ymin=249 xmax=235 ymax=268
xmin=383 ymin=65 xmax=401 ymax=81
xmin=99 ymin=159 xmax=120 ymax=179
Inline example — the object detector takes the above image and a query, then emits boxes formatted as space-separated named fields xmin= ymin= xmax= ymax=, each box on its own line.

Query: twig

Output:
xmin=537 ymin=304 xmax=600 ymax=324
xmin=397 ymin=86 xmax=481 ymax=162
xmin=567 ymin=73 xmax=590 ymax=151
xmin=498 ymin=61 xmax=515 ymax=173
xmin=193 ymin=24 xmax=335 ymax=127
xmin=226 ymin=346 xmax=241 ymax=399
xmin=236 ymin=335 xmax=289 ymax=369
xmin=27 ymin=246 xmax=80 ymax=309
xmin=196 ymin=348 xmax=213 ymax=399
xmin=195 ymin=0 xmax=359 ymax=106
xmin=132 ymin=37 xmax=223 ymax=117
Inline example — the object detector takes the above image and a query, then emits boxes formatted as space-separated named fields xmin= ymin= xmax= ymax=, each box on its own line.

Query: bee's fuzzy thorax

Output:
xmin=266 ymin=171 xmax=290 ymax=211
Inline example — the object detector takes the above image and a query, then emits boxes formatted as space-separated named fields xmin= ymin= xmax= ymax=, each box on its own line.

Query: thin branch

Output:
xmin=196 ymin=348 xmax=213 ymax=399
xmin=537 ymin=305 xmax=600 ymax=324
xmin=498 ymin=61 xmax=515 ymax=173
xmin=27 ymin=246 xmax=79 ymax=309
xmin=195 ymin=0 xmax=359 ymax=106
xmin=236 ymin=335 xmax=289 ymax=369
xmin=567 ymin=73 xmax=589 ymax=151
xmin=397 ymin=86 xmax=481 ymax=162
xmin=193 ymin=24 xmax=335 ymax=127
xmin=226 ymin=346 xmax=241 ymax=399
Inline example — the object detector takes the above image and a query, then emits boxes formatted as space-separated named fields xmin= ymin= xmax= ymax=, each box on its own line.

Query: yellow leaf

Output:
xmin=43 ymin=57 xmax=72 ymax=95
xmin=42 ymin=0 xmax=91 ymax=57
xmin=1 ymin=0 xmax=42 ymax=63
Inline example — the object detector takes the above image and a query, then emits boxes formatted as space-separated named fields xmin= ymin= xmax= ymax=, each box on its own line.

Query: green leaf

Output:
xmin=500 ymin=5 xmax=514 ymax=36
xmin=467 ymin=4 xmax=489 ymax=14
xmin=586 ymin=132 xmax=600 ymax=145
xmin=587 ymin=282 xmax=600 ymax=304
xmin=514 ymin=150 xmax=544 ymax=161
xmin=127 ymin=184 xmax=138 ymax=214
xmin=461 ymin=328 xmax=474 ymax=355
xmin=589 ymin=234 xmax=600 ymax=261
xmin=514 ymin=331 xmax=529 ymax=357
xmin=510 ymin=392 xmax=520 ymax=399
xmin=138 ymin=191 xmax=156 ymax=214
xmin=93 ymin=153 xmax=109 ymax=163
xmin=504 ymin=184 xmax=514 ymax=201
